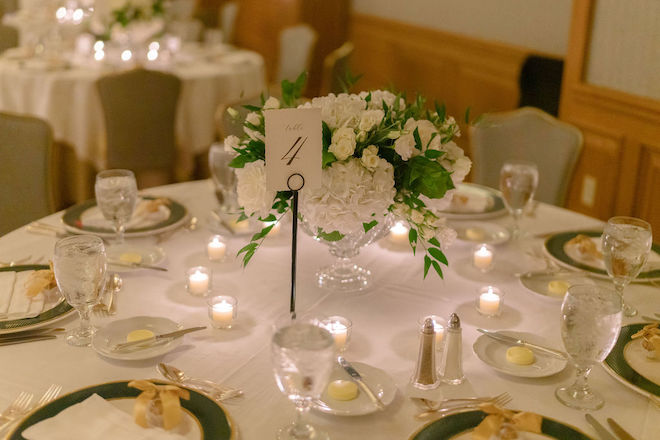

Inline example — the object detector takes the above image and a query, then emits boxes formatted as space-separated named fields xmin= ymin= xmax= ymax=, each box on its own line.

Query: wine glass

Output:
xmin=53 ymin=235 xmax=107 ymax=347
xmin=601 ymin=216 xmax=652 ymax=317
xmin=209 ymin=144 xmax=239 ymax=214
xmin=94 ymin=169 xmax=138 ymax=244
xmin=271 ymin=321 xmax=335 ymax=440
xmin=499 ymin=160 xmax=539 ymax=240
xmin=555 ymin=284 xmax=622 ymax=410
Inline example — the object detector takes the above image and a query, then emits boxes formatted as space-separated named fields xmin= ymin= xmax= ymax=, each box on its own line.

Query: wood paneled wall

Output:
xmin=560 ymin=0 xmax=660 ymax=231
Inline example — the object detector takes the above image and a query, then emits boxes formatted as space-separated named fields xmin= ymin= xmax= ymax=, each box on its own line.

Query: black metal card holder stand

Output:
xmin=286 ymin=173 xmax=305 ymax=319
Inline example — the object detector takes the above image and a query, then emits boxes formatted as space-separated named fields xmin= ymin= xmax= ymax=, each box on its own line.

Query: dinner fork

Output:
xmin=0 ymin=384 xmax=61 ymax=433
xmin=0 ymin=392 xmax=33 ymax=426
xmin=415 ymin=392 xmax=512 ymax=420
xmin=414 ymin=392 xmax=510 ymax=411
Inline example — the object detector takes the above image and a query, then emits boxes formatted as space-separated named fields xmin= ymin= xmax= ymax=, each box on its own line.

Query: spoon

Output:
xmin=106 ymin=273 xmax=122 ymax=314
xmin=157 ymin=363 xmax=243 ymax=400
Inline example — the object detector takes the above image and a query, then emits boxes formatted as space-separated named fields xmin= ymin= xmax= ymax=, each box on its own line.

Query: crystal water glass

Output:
xmin=499 ymin=160 xmax=538 ymax=240
xmin=209 ymin=144 xmax=239 ymax=213
xmin=53 ymin=235 xmax=107 ymax=347
xmin=94 ymin=169 xmax=138 ymax=244
xmin=271 ymin=322 xmax=335 ymax=440
xmin=602 ymin=216 xmax=652 ymax=317
xmin=555 ymin=284 xmax=622 ymax=410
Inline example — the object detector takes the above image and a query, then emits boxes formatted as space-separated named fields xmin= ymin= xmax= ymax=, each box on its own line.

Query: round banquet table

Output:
xmin=0 ymin=45 xmax=265 ymax=182
xmin=0 ymin=180 xmax=658 ymax=440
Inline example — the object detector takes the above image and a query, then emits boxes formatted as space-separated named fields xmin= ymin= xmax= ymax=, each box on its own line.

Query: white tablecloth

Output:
xmin=0 ymin=47 xmax=265 ymax=179
xmin=0 ymin=180 xmax=658 ymax=440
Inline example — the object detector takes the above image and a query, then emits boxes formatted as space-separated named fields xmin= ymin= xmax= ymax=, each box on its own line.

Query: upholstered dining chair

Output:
xmin=0 ymin=112 xmax=54 ymax=235
xmin=469 ymin=107 xmax=583 ymax=206
xmin=319 ymin=41 xmax=354 ymax=96
xmin=0 ymin=24 xmax=19 ymax=54
xmin=275 ymin=24 xmax=318 ymax=85
xmin=96 ymin=68 xmax=181 ymax=188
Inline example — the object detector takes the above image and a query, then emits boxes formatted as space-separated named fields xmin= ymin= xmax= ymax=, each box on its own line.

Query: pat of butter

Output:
xmin=126 ymin=329 xmax=154 ymax=343
xmin=327 ymin=380 xmax=359 ymax=401
xmin=506 ymin=346 xmax=535 ymax=365
xmin=465 ymin=227 xmax=485 ymax=241
xmin=548 ymin=280 xmax=570 ymax=296
xmin=119 ymin=252 xmax=142 ymax=264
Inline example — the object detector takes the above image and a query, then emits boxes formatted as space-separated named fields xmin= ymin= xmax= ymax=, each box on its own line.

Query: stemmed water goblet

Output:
xmin=601 ymin=216 xmax=652 ymax=317
xmin=271 ymin=321 xmax=335 ymax=440
xmin=555 ymin=284 xmax=622 ymax=410
xmin=94 ymin=169 xmax=138 ymax=244
xmin=53 ymin=235 xmax=107 ymax=347
xmin=209 ymin=144 xmax=239 ymax=214
xmin=499 ymin=160 xmax=538 ymax=240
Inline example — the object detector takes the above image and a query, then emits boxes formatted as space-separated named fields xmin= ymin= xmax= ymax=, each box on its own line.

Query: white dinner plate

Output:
xmin=623 ymin=338 xmax=660 ymax=386
xmin=451 ymin=221 xmax=510 ymax=245
xmin=106 ymin=244 xmax=166 ymax=272
xmin=472 ymin=331 xmax=567 ymax=378
xmin=313 ymin=362 xmax=397 ymax=416
xmin=519 ymin=270 xmax=596 ymax=301
xmin=92 ymin=316 xmax=183 ymax=361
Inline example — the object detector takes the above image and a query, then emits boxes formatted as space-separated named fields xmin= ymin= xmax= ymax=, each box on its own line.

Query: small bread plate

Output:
xmin=313 ymin=362 xmax=397 ymax=416
xmin=106 ymin=244 xmax=166 ymax=272
xmin=452 ymin=221 xmax=510 ymax=245
xmin=473 ymin=331 xmax=568 ymax=378
xmin=519 ymin=270 xmax=596 ymax=301
xmin=92 ymin=316 xmax=183 ymax=361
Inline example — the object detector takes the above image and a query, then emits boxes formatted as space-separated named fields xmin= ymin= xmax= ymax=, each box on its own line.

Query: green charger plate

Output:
xmin=544 ymin=231 xmax=660 ymax=280
xmin=0 ymin=265 xmax=73 ymax=334
xmin=7 ymin=380 xmax=235 ymax=440
xmin=411 ymin=410 xmax=593 ymax=439
xmin=603 ymin=323 xmax=660 ymax=398
xmin=62 ymin=196 xmax=188 ymax=238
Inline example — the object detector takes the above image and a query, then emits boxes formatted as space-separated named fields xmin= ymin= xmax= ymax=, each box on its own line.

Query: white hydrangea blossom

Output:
xmin=235 ymin=160 xmax=275 ymax=217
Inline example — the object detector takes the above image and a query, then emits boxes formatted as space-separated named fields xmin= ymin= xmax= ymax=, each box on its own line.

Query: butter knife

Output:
xmin=476 ymin=328 xmax=568 ymax=360
xmin=585 ymin=414 xmax=617 ymax=440
xmin=111 ymin=326 xmax=206 ymax=351
xmin=607 ymin=418 xmax=636 ymax=440
xmin=108 ymin=260 xmax=168 ymax=272
xmin=337 ymin=356 xmax=385 ymax=411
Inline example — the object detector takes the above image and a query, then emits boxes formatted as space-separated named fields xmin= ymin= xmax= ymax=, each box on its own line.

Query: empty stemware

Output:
xmin=499 ymin=160 xmax=538 ymax=240
xmin=555 ymin=284 xmax=622 ymax=410
xmin=209 ymin=144 xmax=239 ymax=214
xmin=271 ymin=321 xmax=335 ymax=440
xmin=53 ymin=235 xmax=107 ymax=347
xmin=601 ymin=216 xmax=652 ymax=317
xmin=94 ymin=169 xmax=138 ymax=244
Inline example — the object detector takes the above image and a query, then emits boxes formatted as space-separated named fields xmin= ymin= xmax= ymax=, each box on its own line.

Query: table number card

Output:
xmin=264 ymin=108 xmax=322 ymax=191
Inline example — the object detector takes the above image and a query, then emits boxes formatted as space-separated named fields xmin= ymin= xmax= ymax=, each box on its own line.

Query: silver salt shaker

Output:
xmin=411 ymin=318 xmax=439 ymax=390
xmin=439 ymin=313 xmax=465 ymax=385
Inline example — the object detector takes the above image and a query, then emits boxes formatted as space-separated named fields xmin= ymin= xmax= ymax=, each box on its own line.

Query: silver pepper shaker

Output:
xmin=411 ymin=318 xmax=439 ymax=390
xmin=439 ymin=313 xmax=465 ymax=385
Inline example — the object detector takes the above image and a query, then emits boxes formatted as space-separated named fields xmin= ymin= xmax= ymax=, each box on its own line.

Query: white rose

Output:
xmin=358 ymin=109 xmax=384 ymax=132
xmin=245 ymin=112 xmax=262 ymax=126
xmin=329 ymin=127 xmax=356 ymax=161
xmin=360 ymin=145 xmax=380 ymax=170
xmin=394 ymin=133 xmax=416 ymax=161
xmin=224 ymin=135 xmax=240 ymax=153
xmin=411 ymin=209 xmax=424 ymax=224
xmin=263 ymin=97 xmax=280 ymax=110
xmin=235 ymin=160 xmax=275 ymax=217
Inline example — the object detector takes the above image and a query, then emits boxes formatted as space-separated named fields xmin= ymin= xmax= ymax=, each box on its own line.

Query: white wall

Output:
xmin=352 ymin=0 xmax=573 ymax=56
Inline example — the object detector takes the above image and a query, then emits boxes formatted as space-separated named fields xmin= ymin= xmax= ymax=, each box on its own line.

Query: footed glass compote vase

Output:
xmin=301 ymin=215 xmax=393 ymax=293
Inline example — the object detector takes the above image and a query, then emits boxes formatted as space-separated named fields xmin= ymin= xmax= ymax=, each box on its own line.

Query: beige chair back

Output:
xmin=0 ymin=112 xmax=53 ymax=235
xmin=470 ymin=107 xmax=583 ymax=206
xmin=96 ymin=68 xmax=181 ymax=186
xmin=319 ymin=41 xmax=354 ymax=96
xmin=0 ymin=24 xmax=18 ymax=54
xmin=220 ymin=1 xmax=239 ymax=44
xmin=276 ymin=24 xmax=318 ymax=84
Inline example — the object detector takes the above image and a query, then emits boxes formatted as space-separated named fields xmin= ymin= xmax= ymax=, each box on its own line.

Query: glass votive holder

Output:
xmin=207 ymin=235 xmax=227 ymax=261
xmin=319 ymin=316 xmax=352 ymax=352
xmin=417 ymin=315 xmax=445 ymax=351
xmin=207 ymin=295 xmax=237 ymax=329
xmin=186 ymin=266 xmax=211 ymax=296
xmin=475 ymin=285 xmax=505 ymax=317
xmin=472 ymin=243 xmax=494 ymax=272
xmin=388 ymin=221 xmax=409 ymax=245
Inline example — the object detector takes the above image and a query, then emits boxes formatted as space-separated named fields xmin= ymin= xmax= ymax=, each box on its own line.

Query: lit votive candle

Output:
xmin=418 ymin=315 xmax=445 ymax=350
xmin=473 ymin=243 xmax=494 ymax=272
xmin=477 ymin=286 xmax=504 ymax=317
xmin=207 ymin=295 xmax=237 ymax=329
xmin=320 ymin=316 xmax=352 ymax=352
xmin=267 ymin=221 xmax=281 ymax=237
xmin=229 ymin=218 xmax=250 ymax=233
xmin=186 ymin=266 xmax=211 ymax=296
xmin=207 ymin=235 xmax=227 ymax=261
xmin=389 ymin=221 xmax=409 ymax=244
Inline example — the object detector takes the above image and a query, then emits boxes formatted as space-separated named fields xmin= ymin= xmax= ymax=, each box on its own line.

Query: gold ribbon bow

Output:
xmin=632 ymin=323 xmax=660 ymax=356
xmin=128 ymin=380 xmax=190 ymax=430
xmin=472 ymin=403 xmax=542 ymax=440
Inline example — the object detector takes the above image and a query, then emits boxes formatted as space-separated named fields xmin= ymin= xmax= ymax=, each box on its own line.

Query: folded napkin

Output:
xmin=472 ymin=403 xmax=542 ymax=440
xmin=0 ymin=271 xmax=45 ymax=320
xmin=22 ymin=394 xmax=187 ymax=440
xmin=449 ymin=190 xmax=491 ymax=213
xmin=81 ymin=198 xmax=170 ymax=230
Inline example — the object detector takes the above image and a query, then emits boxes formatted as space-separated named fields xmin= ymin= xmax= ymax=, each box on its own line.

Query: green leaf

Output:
xmin=316 ymin=229 xmax=344 ymax=242
xmin=435 ymin=101 xmax=446 ymax=122
xmin=228 ymin=155 xmax=249 ymax=168
xmin=428 ymin=247 xmax=448 ymax=265
xmin=322 ymin=121 xmax=332 ymax=149
xmin=408 ymin=227 xmax=418 ymax=243
xmin=365 ymin=92 xmax=372 ymax=103
xmin=464 ymin=106 xmax=471 ymax=124
xmin=428 ymin=237 xmax=441 ymax=247
xmin=424 ymin=149 xmax=444 ymax=159
xmin=237 ymin=212 xmax=249 ymax=222
xmin=260 ymin=214 xmax=277 ymax=222
xmin=431 ymin=260 xmax=444 ymax=279
xmin=242 ymin=249 xmax=255 ymax=266
xmin=242 ymin=104 xmax=261 ymax=111
xmin=250 ymin=224 xmax=274 ymax=242
xmin=322 ymin=150 xmax=336 ymax=168
xmin=363 ymin=220 xmax=378 ymax=233
xmin=412 ymin=127 xmax=423 ymax=151
xmin=406 ymin=156 xmax=454 ymax=198
xmin=423 ymin=255 xmax=432 ymax=279
xmin=237 ymin=242 xmax=257 ymax=256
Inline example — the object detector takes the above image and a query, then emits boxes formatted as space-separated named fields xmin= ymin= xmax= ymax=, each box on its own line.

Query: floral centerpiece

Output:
xmin=228 ymin=76 xmax=471 ymax=280
xmin=90 ymin=0 xmax=165 ymax=43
